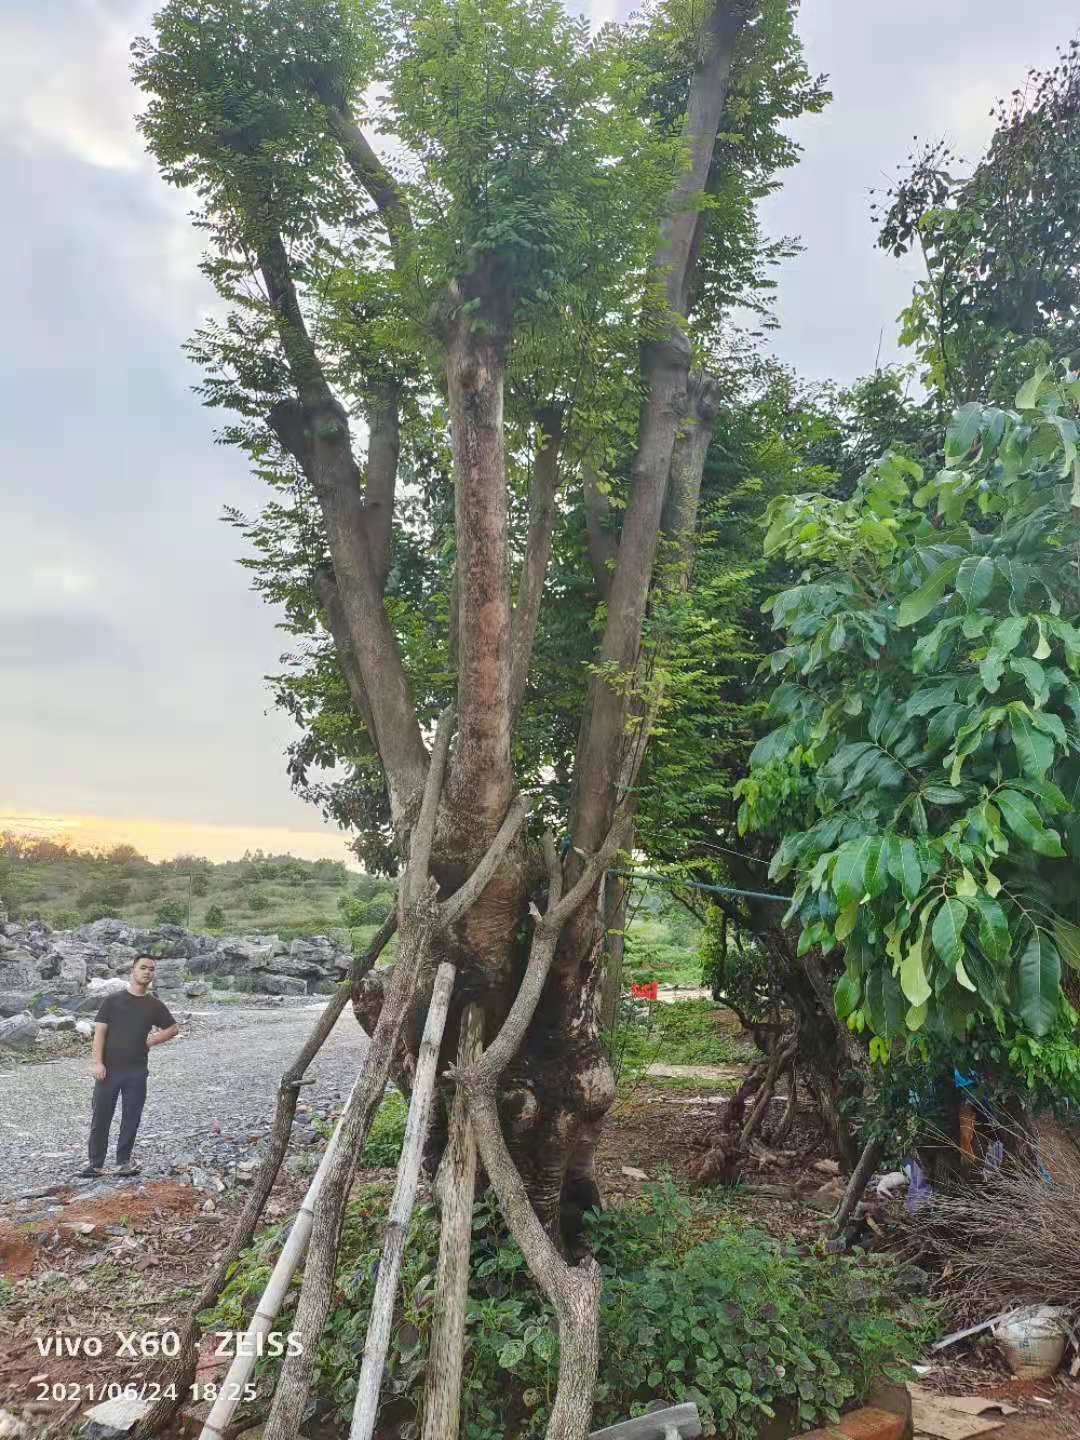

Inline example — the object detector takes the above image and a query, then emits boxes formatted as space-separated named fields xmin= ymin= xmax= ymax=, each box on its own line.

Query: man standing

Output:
xmin=80 ymin=955 xmax=179 ymax=1178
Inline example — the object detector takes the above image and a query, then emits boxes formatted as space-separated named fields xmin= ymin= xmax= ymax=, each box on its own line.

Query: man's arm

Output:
xmin=147 ymin=999 xmax=179 ymax=1049
xmin=92 ymin=1022 xmax=107 ymax=1081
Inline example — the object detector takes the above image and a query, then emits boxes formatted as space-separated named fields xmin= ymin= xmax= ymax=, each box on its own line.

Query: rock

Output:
xmin=253 ymin=974 xmax=307 ymax=996
xmin=184 ymin=980 xmax=210 ymax=998
xmin=82 ymin=918 xmax=135 ymax=945
xmin=621 ymin=1166 xmax=650 ymax=1181
xmin=61 ymin=1220 xmax=99 ymax=1236
xmin=0 ymin=1012 xmax=39 ymax=1051
xmin=38 ymin=1014 xmax=76 ymax=1031
xmin=106 ymin=943 xmax=138 ymax=973
xmin=258 ymin=955 xmax=329 ymax=980
xmin=0 ymin=1409 xmax=29 ymax=1439
xmin=80 ymin=1394 xmax=152 ymax=1436
xmin=88 ymin=976 xmax=129 ymax=1000
xmin=0 ymin=991 xmax=36 ymax=1018
xmin=150 ymin=957 xmax=187 ymax=988
xmin=190 ymin=1167 xmax=225 ymax=1193
xmin=0 ymin=948 xmax=42 ymax=989
xmin=75 ymin=1019 xmax=96 ymax=1039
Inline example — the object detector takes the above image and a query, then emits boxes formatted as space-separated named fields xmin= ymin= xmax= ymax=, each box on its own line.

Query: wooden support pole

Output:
xmin=198 ymin=1061 xmax=363 ymax=1440
xmin=350 ymin=960 xmax=458 ymax=1440
xmin=420 ymin=1004 xmax=484 ymax=1440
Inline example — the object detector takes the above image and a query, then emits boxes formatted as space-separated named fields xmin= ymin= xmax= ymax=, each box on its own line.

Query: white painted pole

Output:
xmin=349 ymin=961 xmax=457 ymax=1440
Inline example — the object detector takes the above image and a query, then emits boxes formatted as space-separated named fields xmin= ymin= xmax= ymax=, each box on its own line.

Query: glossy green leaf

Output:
xmin=1015 ymin=364 xmax=1050 ymax=410
xmin=1009 ymin=708 xmax=1055 ymax=778
xmin=972 ymin=891 xmax=1010 ymax=965
xmin=955 ymin=555 xmax=995 ymax=609
xmin=996 ymin=789 xmax=1066 ymax=857
xmin=1016 ymin=930 xmax=1061 ymax=1036
xmin=887 ymin=836 xmax=922 ymax=902
xmin=897 ymin=557 xmax=963 ymax=628
xmin=900 ymin=943 xmax=932 ymax=1007
xmin=831 ymin=837 xmax=873 ymax=907
xmin=833 ymin=972 xmax=861 ymax=1021
xmin=931 ymin=896 xmax=967 ymax=969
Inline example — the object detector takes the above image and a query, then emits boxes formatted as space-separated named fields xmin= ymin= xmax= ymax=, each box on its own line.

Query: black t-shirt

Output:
xmin=95 ymin=990 xmax=176 ymax=1073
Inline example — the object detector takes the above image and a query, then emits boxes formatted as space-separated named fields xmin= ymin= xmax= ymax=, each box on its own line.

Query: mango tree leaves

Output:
xmin=743 ymin=374 xmax=1080 ymax=1045
xmin=955 ymin=555 xmax=995 ymax=609
xmin=995 ymin=788 xmax=1066 ymax=857
xmin=931 ymin=896 xmax=968 ymax=969
xmin=886 ymin=835 xmax=922 ymax=902
xmin=898 ymin=556 xmax=964 ymax=628
xmin=1015 ymin=930 xmax=1061 ymax=1036
xmin=1008 ymin=707 xmax=1055 ymax=778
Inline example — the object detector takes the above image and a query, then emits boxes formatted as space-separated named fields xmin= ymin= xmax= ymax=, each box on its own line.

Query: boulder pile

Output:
xmin=0 ymin=915 xmax=352 ymax=1048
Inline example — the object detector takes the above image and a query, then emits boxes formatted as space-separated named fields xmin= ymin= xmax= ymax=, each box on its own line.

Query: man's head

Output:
xmin=130 ymin=956 xmax=157 ymax=993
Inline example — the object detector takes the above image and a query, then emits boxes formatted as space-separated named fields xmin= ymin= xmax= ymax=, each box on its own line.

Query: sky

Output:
xmin=2 ymin=0 xmax=1078 ymax=864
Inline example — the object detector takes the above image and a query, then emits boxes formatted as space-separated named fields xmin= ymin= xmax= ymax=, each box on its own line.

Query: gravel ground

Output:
xmin=0 ymin=1000 xmax=369 ymax=1200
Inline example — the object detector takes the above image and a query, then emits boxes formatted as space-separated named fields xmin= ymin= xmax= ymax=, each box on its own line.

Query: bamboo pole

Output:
xmin=350 ymin=960 xmax=458 ymax=1440
xmin=420 ymin=1003 xmax=484 ymax=1440
xmin=198 ymin=1065 xmax=360 ymax=1440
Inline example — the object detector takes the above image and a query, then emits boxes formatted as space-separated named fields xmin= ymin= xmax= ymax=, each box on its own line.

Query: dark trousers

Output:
xmin=89 ymin=1069 xmax=148 ymax=1167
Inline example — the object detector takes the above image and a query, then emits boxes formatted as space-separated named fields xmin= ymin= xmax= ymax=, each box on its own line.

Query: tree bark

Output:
xmin=421 ymin=1005 xmax=484 ymax=1440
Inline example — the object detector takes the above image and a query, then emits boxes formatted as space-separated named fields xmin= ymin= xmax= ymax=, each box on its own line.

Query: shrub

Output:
xmin=361 ymin=1092 xmax=407 ymax=1167
xmin=191 ymin=873 xmax=210 ymax=897
xmin=204 ymin=904 xmax=226 ymax=929
xmin=77 ymin=878 xmax=131 ymax=916
xmin=49 ymin=909 xmax=82 ymax=931
xmin=155 ymin=899 xmax=187 ymax=926
xmin=205 ymin=1183 xmax=929 ymax=1440
xmin=312 ymin=859 xmax=349 ymax=886
xmin=248 ymin=891 xmax=272 ymax=914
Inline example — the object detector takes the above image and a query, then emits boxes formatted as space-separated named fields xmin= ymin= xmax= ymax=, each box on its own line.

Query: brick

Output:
xmin=838 ymin=1407 xmax=909 ymax=1440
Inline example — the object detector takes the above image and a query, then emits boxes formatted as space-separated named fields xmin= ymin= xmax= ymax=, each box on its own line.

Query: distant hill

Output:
xmin=0 ymin=833 xmax=702 ymax=985
xmin=0 ymin=835 xmax=395 ymax=940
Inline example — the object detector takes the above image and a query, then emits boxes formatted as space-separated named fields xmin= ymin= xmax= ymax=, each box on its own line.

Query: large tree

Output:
xmin=134 ymin=0 xmax=821 ymax=1432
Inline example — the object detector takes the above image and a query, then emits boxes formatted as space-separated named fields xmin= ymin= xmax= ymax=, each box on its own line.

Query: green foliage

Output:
xmin=205 ymin=1182 xmax=928 ymax=1439
xmin=740 ymin=369 xmax=1080 ymax=1050
xmin=204 ymin=903 xmax=226 ymax=929
xmin=876 ymin=43 xmax=1080 ymax=407
xmin=77 ymin=878 xmax=131 ymax=916
xmin=155 ymin=899 xmax=188 ymax=926
xmin=359 ymin=1090 xmax=408 ymax=1167
xmin=130 ymin=0 xmax=827 ymax=871
xmin=607 ymin=997 xmax=755 ymax=1086
xmin=247 ymin=890 xmax=272 ymax=914
xmin=0 ymin=839 xmax=367 ymax=932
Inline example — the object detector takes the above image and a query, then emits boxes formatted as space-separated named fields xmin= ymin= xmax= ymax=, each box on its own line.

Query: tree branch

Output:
xmin=582 ymin=465 xmax=618 ymax=603
xmin=407 ymin=705 xmax=456 ymax=903
xmin=253 ymin=221 xmax=429 ymax=816
xmin=570 ymin=0 xmax=749 ymax=857
xmin=441 ymin=792 xmax=533 ymax=926
xmin=510 ymin=409 xmax=564 ymax=720
xmin=364 ymin=380 xmax=401 ymax=595
xmin=322 ymin=103 xmax=415 ymax=273
xmin=460 ymin=832 xmax=602 ymax=1440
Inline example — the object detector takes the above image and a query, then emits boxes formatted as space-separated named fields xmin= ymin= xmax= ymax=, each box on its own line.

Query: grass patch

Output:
xmin=608 ymin=998 xmax=758 ymax=1091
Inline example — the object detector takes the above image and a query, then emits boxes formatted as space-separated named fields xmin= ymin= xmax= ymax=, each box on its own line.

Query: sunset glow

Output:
xmin=0 ymin=811 xmax=357 ymax=866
